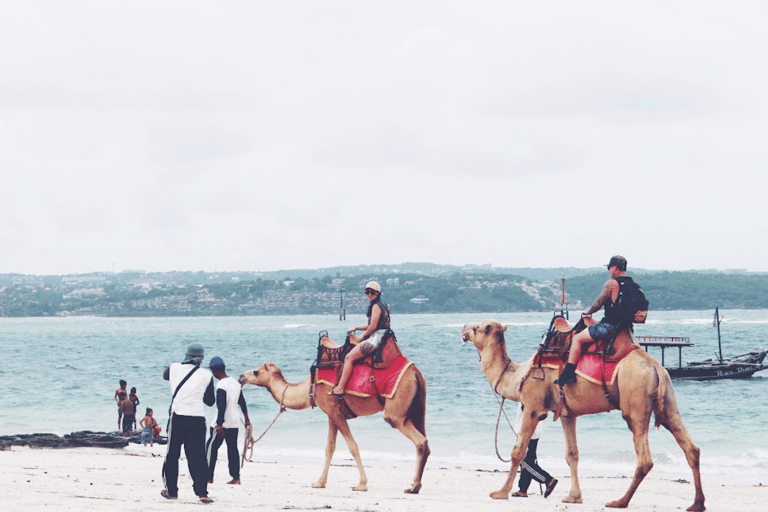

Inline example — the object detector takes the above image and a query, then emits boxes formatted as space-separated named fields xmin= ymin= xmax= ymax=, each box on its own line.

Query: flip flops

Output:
xmin=160 ymin=490 xmax=177 ymax=500
xmin=544 ymin=477 xmax=559 ymax=498
xmin=199 ymin=496 xmax=214 ymax=504
xmin=511 ymin=491 xmax=528 ymax=497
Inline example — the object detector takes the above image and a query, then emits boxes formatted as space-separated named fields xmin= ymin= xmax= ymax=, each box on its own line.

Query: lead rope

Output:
xmin=476 ymin=348 xmax=518 ymax=463
xmin=240 ymin=386 xmax=288 ymax=468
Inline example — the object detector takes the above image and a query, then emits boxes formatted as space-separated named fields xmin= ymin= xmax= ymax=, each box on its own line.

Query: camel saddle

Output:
xmin=534 ymin=315 xmax=637 ymax=367
xmin=313 ymin=330 xmax=403 ymax=371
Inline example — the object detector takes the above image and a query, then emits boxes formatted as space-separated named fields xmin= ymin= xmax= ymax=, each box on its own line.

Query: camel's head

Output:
xmin=238 ymin=362 xmax=282 ymax=388
xmin=461 ymin=320 xmax=507 ymax=350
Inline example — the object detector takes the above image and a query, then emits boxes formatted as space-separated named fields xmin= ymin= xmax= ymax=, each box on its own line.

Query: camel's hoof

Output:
xmin=352 ymin=485 xmax=368 ymax=492
xmin=606 ymin=500 xmax=629 ymax=508
xmin=311 ymin=482 xmax=326 ymax=489
xmin=404 ymin=483 xmax=422 ymax=494
xmin=562 ymin=495 xmax=583 ymax=504
xmin=490 ymin=491 xmax=509 ymax=500
xmin=686 ymin=503 xmax=706 ymax=512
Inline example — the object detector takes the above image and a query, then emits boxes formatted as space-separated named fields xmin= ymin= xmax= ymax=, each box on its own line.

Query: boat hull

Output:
xmin=666 ymin=362 xmax=768 ymax=380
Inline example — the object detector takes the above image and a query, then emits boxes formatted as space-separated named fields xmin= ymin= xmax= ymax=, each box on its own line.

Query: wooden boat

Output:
xmin=635 ymin=307 xmax=768 ymax=381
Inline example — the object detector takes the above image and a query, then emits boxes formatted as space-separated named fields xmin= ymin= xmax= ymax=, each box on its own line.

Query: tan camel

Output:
xmin=238 ymin=361 xmax=429 ymax=493
xmin=461 ymin=319 xmax=705 ymax=511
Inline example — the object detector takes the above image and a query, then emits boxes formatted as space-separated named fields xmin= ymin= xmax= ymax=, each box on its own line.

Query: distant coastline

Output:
xmin=2 ymin=263 xmax=768 ymax=317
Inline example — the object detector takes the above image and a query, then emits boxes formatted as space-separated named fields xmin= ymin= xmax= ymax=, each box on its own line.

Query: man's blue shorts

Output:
xmin=587 ymin=322 xmax=619 ymax=340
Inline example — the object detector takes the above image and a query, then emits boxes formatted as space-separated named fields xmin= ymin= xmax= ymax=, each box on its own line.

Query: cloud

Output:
xmin=2 ymin=1 xmax=768 ymax=274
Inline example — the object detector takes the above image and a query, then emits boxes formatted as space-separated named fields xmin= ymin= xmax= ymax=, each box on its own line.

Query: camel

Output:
xmin=238 ymin=360 xmax=429 ymax=494
xmin=461 ymin=319 xmax=705 ymax=511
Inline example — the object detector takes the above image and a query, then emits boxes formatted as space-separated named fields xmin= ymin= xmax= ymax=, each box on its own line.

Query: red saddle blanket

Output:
xmin=316 ymin=355 xmax=412 ymax=398
xmin=535 ymin=343 xmax=639 ymax=385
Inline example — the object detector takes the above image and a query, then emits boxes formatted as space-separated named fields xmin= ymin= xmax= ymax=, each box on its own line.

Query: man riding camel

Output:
xmin=556 ymin=255 xmax=641 ymax=385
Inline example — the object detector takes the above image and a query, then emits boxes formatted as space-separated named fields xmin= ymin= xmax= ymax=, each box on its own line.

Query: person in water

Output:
xmin=330 ymin=281 xmax=391 ymax=397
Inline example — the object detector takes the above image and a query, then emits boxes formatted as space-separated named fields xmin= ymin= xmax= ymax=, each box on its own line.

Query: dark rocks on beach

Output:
xmin=0 ymin=430 xmax=167 ymax=450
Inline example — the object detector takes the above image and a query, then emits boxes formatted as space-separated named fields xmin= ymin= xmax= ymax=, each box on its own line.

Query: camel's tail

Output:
xmin=652 ymin=364 xmax=668 ymax=428
xmin=407 ymin=366 xmax=428 ymax=437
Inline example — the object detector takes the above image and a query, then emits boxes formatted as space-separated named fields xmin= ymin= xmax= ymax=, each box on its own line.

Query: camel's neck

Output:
xmin=479 ymin=339 xmax=523 ymax=401
xmin=266 ymin=376 xmax=312 ymax=410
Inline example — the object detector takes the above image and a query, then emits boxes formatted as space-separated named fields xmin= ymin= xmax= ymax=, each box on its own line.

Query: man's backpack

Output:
xmin=615 ymin=276 xmax=649 ymax=324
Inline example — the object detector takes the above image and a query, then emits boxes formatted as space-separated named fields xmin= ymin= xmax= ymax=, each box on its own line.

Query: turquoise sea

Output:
xmin=1 ymin=310 xmax=767 ymax=485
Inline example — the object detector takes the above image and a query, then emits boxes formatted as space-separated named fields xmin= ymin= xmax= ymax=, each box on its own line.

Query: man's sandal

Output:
xmin=199 ymin=496 xmax=214 ymax=504
xmin=160 ymin=490 xmax=177 ymax=500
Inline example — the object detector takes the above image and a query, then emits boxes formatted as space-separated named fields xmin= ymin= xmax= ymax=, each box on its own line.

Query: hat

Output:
xmin=607 ymin=255 xmax=628 ymax=271
xmin=184 ymin=343 xmax=205 ymax=364
xmin=365 ymin=281 xmax=381 ymax=293
xmin=209 ymin=356 xmax=225 ymax=371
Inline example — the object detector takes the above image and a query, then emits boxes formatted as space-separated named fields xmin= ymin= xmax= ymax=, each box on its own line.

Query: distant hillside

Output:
xmin=1 ymin=264 xmax=767 ymax=317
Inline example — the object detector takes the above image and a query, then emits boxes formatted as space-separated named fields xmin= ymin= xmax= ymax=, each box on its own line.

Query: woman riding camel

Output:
xmin=330 ymin=281 xmax=391 ymax=397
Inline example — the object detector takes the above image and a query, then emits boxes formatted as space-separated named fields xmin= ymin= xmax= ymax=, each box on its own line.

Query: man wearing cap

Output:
xmin=330 ymin=281 xmax=391 ymax=396
xmin=206 ymin=356 xmax=251 ymax=485
xmin=161 ymin=343 xmax=216 ymax=504
xmin=556 ymin=255 xmax=634 ymax=385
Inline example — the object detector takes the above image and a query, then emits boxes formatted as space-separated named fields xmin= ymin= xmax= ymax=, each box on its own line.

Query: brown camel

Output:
xmin=238 ymin=361 xmax=429 ymax=493
xmin=461 ymin=319 xmax=705 ymax=511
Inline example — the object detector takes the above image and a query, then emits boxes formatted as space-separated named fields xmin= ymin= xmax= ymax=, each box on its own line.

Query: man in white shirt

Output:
xmin=206 ymin=356 xmax=251 ymax=485
xmin=161 ymin=343 xmax=216 ymax=504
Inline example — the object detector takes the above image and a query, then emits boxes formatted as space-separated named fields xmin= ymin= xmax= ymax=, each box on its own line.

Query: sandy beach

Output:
xmin=1 ymin=445 xmax=763 ymax=512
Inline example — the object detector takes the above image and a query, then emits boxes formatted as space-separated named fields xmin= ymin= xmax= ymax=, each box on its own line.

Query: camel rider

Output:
xmin=556 ymin=255 xmax=632 ymax=385
xmin=330 ymin=281 xmax=391 ymax=397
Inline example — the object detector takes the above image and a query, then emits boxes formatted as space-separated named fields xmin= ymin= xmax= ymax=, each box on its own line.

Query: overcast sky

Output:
xmin=2 ymin=1 xmax=767 ymax=275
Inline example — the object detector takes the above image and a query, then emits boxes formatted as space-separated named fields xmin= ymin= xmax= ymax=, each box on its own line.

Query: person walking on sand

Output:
xmin=161 ymin=343 xmax=215 ymax=504
xmin=330 ymin=281 xmax=391 ymax=396
xmin=511 ymin=404 xmax=558 ymax=498
xmin=206 ymin=356 xmax=252 ymax=485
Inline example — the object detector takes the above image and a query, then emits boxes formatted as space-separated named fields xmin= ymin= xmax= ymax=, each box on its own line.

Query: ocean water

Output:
xmin=1 ymin=310 xmax=766 ymax=485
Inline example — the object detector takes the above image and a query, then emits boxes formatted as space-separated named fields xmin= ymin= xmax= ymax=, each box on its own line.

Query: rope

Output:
xmin=477 ymin=348 xmax=518 ymax=463
xmin=240 ymin=386 xmax=288 ymax=468
xmin=477 ymin=350 xmax=547 ymax=494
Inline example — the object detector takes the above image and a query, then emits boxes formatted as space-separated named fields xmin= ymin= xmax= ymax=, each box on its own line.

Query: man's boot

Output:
xmin=555 ymin=363 xmax=577 ymax=385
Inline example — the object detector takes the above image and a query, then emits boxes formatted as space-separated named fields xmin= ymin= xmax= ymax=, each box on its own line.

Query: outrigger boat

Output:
xmin=636 ymin=307 xmax=768 ymax=381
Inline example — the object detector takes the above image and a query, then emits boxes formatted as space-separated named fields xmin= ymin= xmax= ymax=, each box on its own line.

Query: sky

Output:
xmin=2 ymin=1 xmax=767 ymax=275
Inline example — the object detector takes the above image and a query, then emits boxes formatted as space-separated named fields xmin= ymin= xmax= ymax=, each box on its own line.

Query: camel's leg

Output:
xmin=334 ymin=417 xmax=368 ymax=491
xmin=489 ymin=415 xmax=538 ymax=499
xmin=312 ymin=418 xmax=338 ymax=489
xmin=384 ymin=416 xmax=430 ymax=494
xmin=661 ymin=402 xmax=706 ymax=511
xmin=606 ymin=405 xmax=654 ymax=509
xmin=560 ymin=415 xmax=583 ymax=504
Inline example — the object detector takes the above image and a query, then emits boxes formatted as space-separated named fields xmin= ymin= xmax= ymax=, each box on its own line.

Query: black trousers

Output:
xmin=519 ymin=439 xmax=552 ymax=492
xmin=162 ymin=414 xmax=209 ymax=497
xmin=206 ymin=427 xmax=240 ymax=481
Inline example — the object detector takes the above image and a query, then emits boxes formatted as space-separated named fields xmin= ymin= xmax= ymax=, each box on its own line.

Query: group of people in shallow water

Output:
xmin=128 ymin=255 xmax=640 ymax=505
xmin=114 ymin=380 xmax=161 ymax=446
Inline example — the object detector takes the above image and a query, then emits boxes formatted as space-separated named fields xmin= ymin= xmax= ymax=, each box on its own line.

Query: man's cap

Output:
xmin=209 ymin=356 xmax=225 ymax=371
xmin=184 ymin=343 xmax=205 ymax=364
xmin=607 ymin=255 xmax=628 ymax=271
xmin=365 ymin=281 xmax=381 ymax=293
